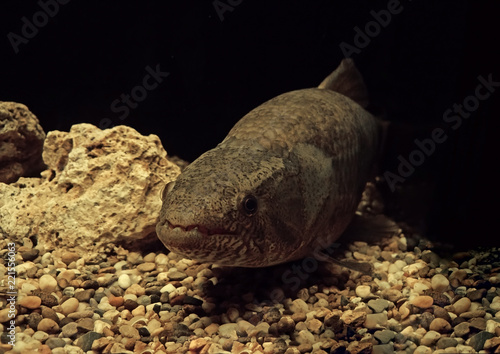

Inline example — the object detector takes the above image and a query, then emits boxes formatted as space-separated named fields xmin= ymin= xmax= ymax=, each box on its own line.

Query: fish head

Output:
xmin=156 ymin=145 xmax=309 ymax=267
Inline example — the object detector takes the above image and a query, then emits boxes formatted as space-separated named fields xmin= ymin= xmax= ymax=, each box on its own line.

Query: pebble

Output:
xmin=410 ymin=295 xmax=434 ymax=308
xmin=21 ymin=249 xmax=39 ymax=261
xmin=108 ymin=295 xmax=124 ymax=307
xmin=429 ymin=318 xmax=452 ymax=333
xmin=468 ymin=331 xmax=495 ymax=352
xmin=218 ymin=323 xmax=239 ymax=340
xmin=117 ymin=274 xmax=131 ymax=289
xmin=41 ymin=307 xmax=59 ymax=323
xmin=467 ymin=288 xmax=486 ymax=302
xmin=168 ymin=270 xmax=187 ymax=281
xmin=137 ymin=262 xmax=156 ymax=272
xmin=204 ymin=323 xmax=219 ymax=336
xmin=61 ymin=322 xmax=78 ymax=338
xmin=374 ymin=329 xmax=396 ymax=344
xmin=5 ymin=230 xmax=499 ymax=354
xmin=76 ymin=318 xmax=95 ymax=333
xmin=297 ymin=342 xmax=313 ymax=353
xmin=37 ymin=318 xmax=60 ymax=334
xmin=46 ymin=338 xmax=67 ymax=349
xmin=433 ymin=306 xmax=451 ymax=322
xmin=60 ymin=297 xmax=79 ymax=315
xmin=39 ymin=274 xmax=58 ymax=292
xmin=364 ymin=313 xmax=388 ymax=329
xmin=355 ymin=285 xmax=372 ymax=298
xmin=431 ymin=274 xmax=450 ymax=292
xmin=436 ymin=337 xmax=458 ymax=349
xmin=486 ymin=319 xmax=500 ymax=333
xmin=453 ymin=297 xmax=472 ymax=314
xmin=290 ymin=299 xmax=309 ymax=313
xmin=372 ymin=344 xmax=394 ymax=354
xmin=19 ymin=296 xmax=42 ymax=309
xmin=189 ymin=338 xmax=208 ymax=351
xmin=296 ymin=329 xmax=315 ymax=344
xmin=413 ymin=345 xmax=433 ymax=354
xmin=27 ymin=312 xmax=43 ymax=329
xmin=119 ymin=324 xmax=140 ymax=339
xmin=454 ymin=322 xmax=471 ymax=337
xmin=460 ymin=310 xmax=486 ymax=319
xmin=419 ymin=311 xmax=435 ymax=330
xmin=277 ymin=316 xmax=295 ymax=333
xmin=58 ymin=270 xmax=76 ymax=281
xmin=368 ymin=298 xmax=389 ymax=313
xmin=74 ymin=289 xmax=95 ymax=302
xmin=306 ymin=318 xmax=323 ymax=333
xmin=67 ymin=310 xmax=94 ymax=320
xmin=61 ymin=251 xmax=80 ymax=265
xmin=420 ymin=330 xmax=441 ymax=346
xmin=77 ymin=331 xmax=102 ymax=351
xmin=484 ymin=337 xmax=500 ymax=351
xmin=468 ymin=317 xmax=486 ymax=331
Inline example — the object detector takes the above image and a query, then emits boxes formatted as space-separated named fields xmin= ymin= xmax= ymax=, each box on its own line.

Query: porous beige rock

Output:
xmin=0 ymin=102 xmax=46 ymax=183
xmin=0 ymin=123 xmax=181 ymax=251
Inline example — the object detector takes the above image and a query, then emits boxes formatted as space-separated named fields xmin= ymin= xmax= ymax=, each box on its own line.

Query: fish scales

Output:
xmin=156 ymin=59 xmax=380 ymax=267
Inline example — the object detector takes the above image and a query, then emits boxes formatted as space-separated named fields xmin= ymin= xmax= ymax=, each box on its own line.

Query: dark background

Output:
xmin=1 ymin=1 xmax=498 ymax=249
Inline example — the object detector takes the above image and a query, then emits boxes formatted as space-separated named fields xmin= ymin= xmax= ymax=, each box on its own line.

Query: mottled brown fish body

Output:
xmin=157 ymin=59 xmax=379 ymax=267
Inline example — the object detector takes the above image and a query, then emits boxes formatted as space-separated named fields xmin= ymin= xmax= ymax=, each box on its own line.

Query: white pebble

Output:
xmin=39 ymin=274 xmax=58 ymax=292
xmin=161 ymin=283 xmax=176 ymax=294
xmin=98 ymin=302 xmax=116 ymax=311
xmin=388 ymin=271 xmax=404 ymax=284
xmin=118 ymin=274 xmax=131 ymax=289
xmin=102 ymin=309 xmax=120 ymax=322
xmin=374 ymin=279 xmax=391 ymax=290
xmin=123 ymin=294 xmax=137 ymax=301
xmin=94 ymin=320 xmax=112 ymax=333
xmin=431 ymin=274 xmax=450 ymax=292
xmin=403 ymin=261 xmax=426 ymax=275
xmin=486 ymin=319 xmax=500 ymax=333
xmin=355 ymin=285 xmax=371 ymax=298
xmin=394 ymin=259 xmax=407 ymax=270
xmin=157 ymin=272 xmax=169 ymax=282
xmin=16 ymin=262 xmax=37 ymax=275
xmin=114 ymin=260 xmax=128 ymax=271
xmin=414 ymin=282 xmax=431 ymax=294
xmin=21 ymin=283 xmax=38 ymax=294
xmin=155 ymin=253 xmax=169 ymax=265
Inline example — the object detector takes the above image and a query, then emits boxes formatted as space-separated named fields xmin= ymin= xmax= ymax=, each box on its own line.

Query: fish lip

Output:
xmin=165 ymin=220 xmax=236 ymax=237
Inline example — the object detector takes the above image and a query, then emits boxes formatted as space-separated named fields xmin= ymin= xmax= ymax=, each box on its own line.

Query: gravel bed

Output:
xmin=1 ymin=230 xmax=499 ymax=354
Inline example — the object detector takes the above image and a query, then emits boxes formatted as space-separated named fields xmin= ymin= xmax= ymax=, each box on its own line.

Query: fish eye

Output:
xmin=242 ymin=195 xmax=258 ymax=216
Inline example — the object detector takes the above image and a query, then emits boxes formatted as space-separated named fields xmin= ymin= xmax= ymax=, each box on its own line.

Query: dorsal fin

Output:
xmin=318 ymin=58 xmax=369 ymax=109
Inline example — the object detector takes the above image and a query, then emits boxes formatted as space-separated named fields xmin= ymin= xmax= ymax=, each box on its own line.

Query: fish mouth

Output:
xmin=156 ymin=219 xmax=252 ymax=265
xmin=164 ymin=220 xmax=236 ymax=237
xmin=156 ymin=219 xmax=272 ymax=267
